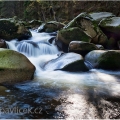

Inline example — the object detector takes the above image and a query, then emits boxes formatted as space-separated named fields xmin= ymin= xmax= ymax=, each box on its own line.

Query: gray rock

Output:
xmin=69 ymin=41 xmax=98 ymax=56
xmin=38 ymin=21 xmax=65 ymax=33
xmin=85 ymin=50 xmax=120 ymax=70
xmin=44 ymin=52 xmax=88 ymax=72
xmin=89 ymin=12 xmax=115 ymax=24
xmin=0 ymin=18 xmax=32 ymax=41
xmin=99 ymin=17 xmax=120 ymax=49
xmin=64 ymin=12 xmax=108 ymax=46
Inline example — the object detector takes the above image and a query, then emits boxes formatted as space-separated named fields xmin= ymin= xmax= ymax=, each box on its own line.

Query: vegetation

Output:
xmin=0 ymin=1 xmax=120 ymax=23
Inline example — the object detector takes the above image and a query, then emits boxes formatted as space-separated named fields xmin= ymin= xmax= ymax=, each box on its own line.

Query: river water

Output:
xmin=1 ymin=30 xmax=120 ymax=119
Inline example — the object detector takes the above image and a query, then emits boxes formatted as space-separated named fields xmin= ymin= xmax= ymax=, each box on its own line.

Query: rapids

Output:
xmin=1 ymin=30 xmax=120 ymax=119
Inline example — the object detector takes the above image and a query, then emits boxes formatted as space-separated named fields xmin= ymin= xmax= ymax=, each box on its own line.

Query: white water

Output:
xmin=6 ymin=31 xmax=120 ymax=92
xmin=6 ymin=30 xmax=120 ymax=119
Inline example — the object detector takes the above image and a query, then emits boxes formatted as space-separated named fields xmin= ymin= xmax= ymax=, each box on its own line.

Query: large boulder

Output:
xmin=44 ymin=52 xmax=88 ymax=72
xmin=64 ymin=12 xmax=108 ymax=46
xmin=56 ymin=27 xmax=91 ymax=52
xmin=0 ymin=39 xmax=7 ymax=48
xmin=89 ymin=12 xmax=115 ymax=24
xmin=0 ymin=18 xmax=32 ymax=41
xmin=0 ymin=48 xmax=35 ymax=84
xmin=85 ymin=50 xmax=120 ymax=70
xmin=69 ymin=41 xmax=98 ymax=56
xmin=99 ymin=17 xmax=120 ymax=49
xmin=37 ymin=21 xmax=65 ymax=33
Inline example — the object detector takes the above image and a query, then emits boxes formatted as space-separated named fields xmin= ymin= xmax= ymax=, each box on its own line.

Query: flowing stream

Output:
xmin=1 ymin=30 xmax=120 ymax=119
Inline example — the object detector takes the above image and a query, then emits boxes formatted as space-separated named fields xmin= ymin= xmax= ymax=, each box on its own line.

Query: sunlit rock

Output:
xmin=44 ymin=52 xmax=88 ymax=72
xmin=69 ymin=41 xmax=98 ymax=56
xmin=0 ymin=48 xmax=35 ymax=84
xmin=64 ymin=12 xmax=108 ymax=46
xmin=85 ymin=50 xmax=120 ymax=70
xmin=0 ymin=18 xmax=32 ymax=41
xmin=89 ymin=12 xmax=115 ymax=24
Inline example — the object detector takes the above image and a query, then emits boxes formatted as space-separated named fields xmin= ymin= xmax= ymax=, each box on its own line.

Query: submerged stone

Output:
xmin=44 ymin=52 xmax=88 ymax=72
xmin=0 ymin=48 xmax=35 ymax=84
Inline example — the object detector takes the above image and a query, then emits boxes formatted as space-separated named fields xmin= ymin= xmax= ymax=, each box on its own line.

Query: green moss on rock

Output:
xmin=0 ymin=48 xmax=35 ymax=84
xmin=85 ymin=50 xmax=120 ymax=70
xmin=0 ymin=18 xmax=32 ymax=41
xmin=57 ymin=27 xmax=91 ymax=45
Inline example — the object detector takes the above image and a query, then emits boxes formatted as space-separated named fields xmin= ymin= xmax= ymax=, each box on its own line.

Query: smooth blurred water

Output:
xmin=3 ymin=30 xmax=120 ymax=119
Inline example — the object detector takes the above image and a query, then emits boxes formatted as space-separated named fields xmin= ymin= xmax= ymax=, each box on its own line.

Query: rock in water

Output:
xmin=85 ymin=50 xmax=120 ymax=70
xmin=64 ymin=12 xmax=108 ymax=46
xmin=95 ymin=44 xmax=104 ymax=50
xmin=0 ymin=18 xmax=32 ymax=41
xmin=0 ymin=39 xmax=7 ymax=48
xmin=44 ymin=52 xmax=88 ymax=72
xmin=0 ymin=48 xmax=35 ymax=84
xmin=28 ymin=19 xmax=43 ymax=28
xmin=69 ymin=41 xmax=98 ymax=56
xmin=37 ymin=21 xmax=65 ymax=33
xmin=56 ymin=27 xmax=91 ymax=52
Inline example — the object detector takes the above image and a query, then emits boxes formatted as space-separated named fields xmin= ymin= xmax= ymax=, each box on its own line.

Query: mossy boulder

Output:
xmin=44 ymin=52 xmax=88 ymax=72
xmin=0 ymin=48 xmax=35 ymax=84
xmin=99 ymin=17 xmax=120 ymax=49
xmin=0 ymin=39 xmax=7 ymax=48
xmin=37 ymin=21 xmax=65 ymax=33
xmin=85 ymin=50 xmax=120 ymax=70
xmin=28 ymin=20 xmax=43 ymax=28
xmin=69 ymin=41 xmax=98 ymax=56
xmin=89 ymin=12 xmax=115 ymax=24
xmin=56 ymin=27 xmax=91 ymax=52
xmin=64 ymin=12 xmax=108 ymax=46
xmin=0 ymin=18 xmax=32 ymax=41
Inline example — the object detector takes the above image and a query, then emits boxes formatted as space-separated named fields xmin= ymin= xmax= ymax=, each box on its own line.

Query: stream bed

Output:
xmin=0 ymin=30 xmax=120 ymax=119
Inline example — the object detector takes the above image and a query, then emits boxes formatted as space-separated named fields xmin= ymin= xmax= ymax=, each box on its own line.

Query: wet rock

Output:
xmin=95 ymin=44 xmax=104 ymax=50
xmin=89 ymin=12 xmax=115 ymax=24
xmin=28 ymin=20 xmax=43 ymax=29
xmin=0 ymin=48 xmax=35 ymax=84
xmin=99 ymin=17 xmax=120 ymax=49
xmin=44 ymin=52 xmax=88 ymax=72
xmin=37 ymin=21 xmax=65 ymax=33
xmin=64 ymin=12 xmax=108 ymax=46
xmin=0 ymin=39 xmax=7 ymax=48
xmin=69 ymin=41 xmax=98 ymax=56
xmin=85 ymin=50 xmax=120 ymax=70
xmin=0 ymin=18 xmax=32 ymax=41
xmin=56 ymin=27 xmax=91 ymax=52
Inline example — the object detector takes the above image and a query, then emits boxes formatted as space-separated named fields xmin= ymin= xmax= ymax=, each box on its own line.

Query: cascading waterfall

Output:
xmin=4 ymin=30 xmax=120 ymax=119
